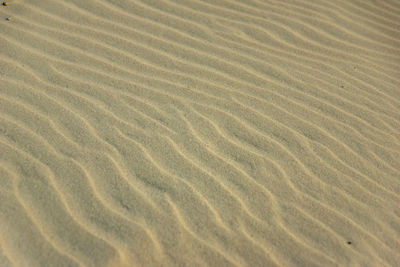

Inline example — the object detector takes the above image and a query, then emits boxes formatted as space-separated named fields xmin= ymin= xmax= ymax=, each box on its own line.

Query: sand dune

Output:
xmin=1 ymin=0 xmax=399 ymax=266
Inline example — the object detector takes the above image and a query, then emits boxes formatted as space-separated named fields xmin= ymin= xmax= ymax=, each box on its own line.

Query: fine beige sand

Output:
xmin=1 ymin=0 xmax=400 ymax=266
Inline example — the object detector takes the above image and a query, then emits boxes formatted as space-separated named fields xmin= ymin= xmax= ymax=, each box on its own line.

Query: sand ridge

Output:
xmin=0 ymin=0 xmax=400 ymax=266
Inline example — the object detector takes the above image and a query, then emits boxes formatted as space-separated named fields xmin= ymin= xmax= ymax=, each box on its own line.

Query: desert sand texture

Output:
xmin=1 ymin=0 xmax=400 ymax=266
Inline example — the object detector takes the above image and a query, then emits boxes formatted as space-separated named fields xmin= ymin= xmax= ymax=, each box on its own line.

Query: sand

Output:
xmin=0 ymin=0 xmax=399 ymax=266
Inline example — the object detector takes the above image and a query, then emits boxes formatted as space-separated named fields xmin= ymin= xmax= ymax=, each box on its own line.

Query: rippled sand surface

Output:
xmin=1 ymin=0 xmax=400 ymax=266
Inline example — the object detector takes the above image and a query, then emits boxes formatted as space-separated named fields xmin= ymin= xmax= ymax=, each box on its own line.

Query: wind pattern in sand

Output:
xmin=1 ymin=0 xmax=400 ymax=266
